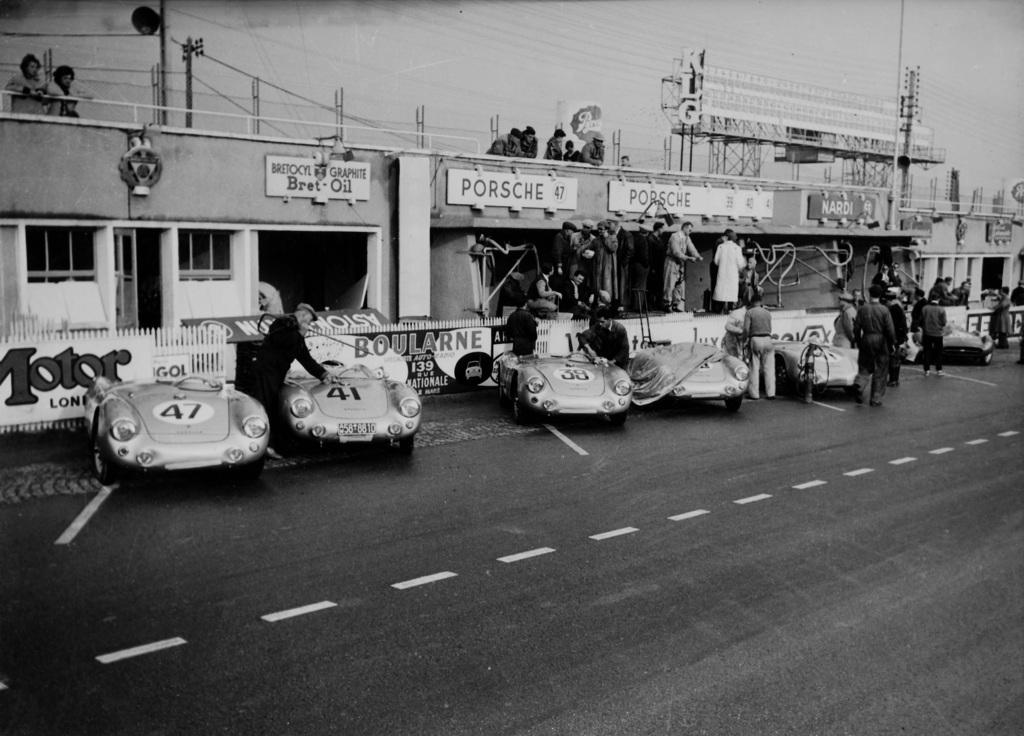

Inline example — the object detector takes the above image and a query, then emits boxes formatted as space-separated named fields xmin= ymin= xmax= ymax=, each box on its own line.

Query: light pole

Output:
xmin=888 ymin=0 xmax=906 ymax=230
xmin=182 ymin=36 xmax=204 ymax=128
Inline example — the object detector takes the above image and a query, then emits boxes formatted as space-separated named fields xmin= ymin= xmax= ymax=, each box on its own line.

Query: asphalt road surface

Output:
xmin=2 ymin=350 xmax=1022 ymax=735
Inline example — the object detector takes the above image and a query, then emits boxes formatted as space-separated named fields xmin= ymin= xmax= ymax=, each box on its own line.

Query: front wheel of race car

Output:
xmin=397 ymin=436 xmax=415 ymax=455
xmin=608 ymin=411 xmax=627 ymax=426
xmin=512 ymin=392 xmax=531 ymax=425
xmin=90 ymin=425 xmax=120 ymax=485
xmin=774 ymin=357 xmax=793 ymax=396
xmin=235 ymin=455 xmax=266 ymax=481
xmin=979 ymin=352 xmax=992 ymax=366
xmin=724 ymin=396 xmax=743 ymax=412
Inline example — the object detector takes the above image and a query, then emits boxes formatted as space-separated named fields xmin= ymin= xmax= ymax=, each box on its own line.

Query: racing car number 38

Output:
xmin=556 ymin=368 xmax=592 ymax=381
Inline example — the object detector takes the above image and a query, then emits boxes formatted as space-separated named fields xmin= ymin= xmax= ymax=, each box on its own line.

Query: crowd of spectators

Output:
xmin=489 ymin=125 xmax=605 ymax=165
xmin=5 ymin=54 xmax=93 ymax=117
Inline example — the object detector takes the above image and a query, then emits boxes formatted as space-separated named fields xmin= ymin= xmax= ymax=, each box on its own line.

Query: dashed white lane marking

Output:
xmin=843 ymin=468 xmax=874 ymax=477
xmin=965 ymin=439 xmax=989 ymax=445
xmin=889 ymin=457 xmax=916 ymax=465
xmin=941 ymin=373 xmax=997 ymax=387
xmin=929 ymin=447 xmax=955 ymax=455
xmin=498 ymin=547 xmax=556 ymax=563
xmin=96 ymin=637 xmax=186 ymax=664
xmin=668 ymin=509 xmax=710 ymax=522
xmin=261 ymin=601 xmax=337 ymax=622
xmin=793 ymin=480 xmax=827 ymax=489
xmin=55 ymin=486 xmax=114 ymax=545
xmin=542 ymin=424 xmax=589 ymax=456
xmin=734 ymin=494 xmax=772 ymax=505
xmin=998 ymin=431 xmax=1020 ymax=437
xmin=589 ymin=527 xmax=638 ymax=540
xmin=391 ymin=571 xmax=458 ymax=590
xmin=811 ymin=401 xmax=846 ymax=412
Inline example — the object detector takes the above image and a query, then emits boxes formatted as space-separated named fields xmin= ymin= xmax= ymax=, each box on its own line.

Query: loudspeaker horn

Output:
xmin=131 ymin=6 xmax=162 ymax=35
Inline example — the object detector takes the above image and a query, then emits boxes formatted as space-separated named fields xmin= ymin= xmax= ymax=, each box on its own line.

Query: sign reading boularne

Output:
xmin=607 ymin=181 xmax=774 ymax=219
xmin=0 ymin=337 xmax=154 ymax=426
xmin=265 ymin=155 xmax=371 ymax=201
xmin=446 ymin=169 xmax=579 ymax=211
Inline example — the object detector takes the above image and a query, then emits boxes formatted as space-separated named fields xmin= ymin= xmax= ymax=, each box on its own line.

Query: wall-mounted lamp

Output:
xmin=866 ymin=220 xmax=881 ymax=230
xmin=512 ymin=167 xmax=521 ymax=180
xmin=548 ymin=169 xmax=558 ymax=180
xmin=855 ymin=217 xmax=865 ymax=227
xmin=313 ymin=190 xmax=329 ymax=206
xmin=754 ymin=185 xmax=763 ymax=193
xmin=818 ymin=217 xmax=828 ymax=225
xmin=930 ymin=210 xmax=943 ymax=223
xmin=474 ymin=164 xmax=483 ymax=176
xmin=821 ymin=190 xmax=829 ymax=199
xmin=1012 ymin=216 xmax=1024 ymax=227
xmin=838 ymin=217 xmax=848 ymax=227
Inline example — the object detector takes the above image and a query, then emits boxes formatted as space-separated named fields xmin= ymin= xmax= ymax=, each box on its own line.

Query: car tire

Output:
xmin=397 ymin=436 xmax=415 ymax=454
xmin=608 ymin=411 xmax=627 ymax=426
xmin=979 ymin=352 xmax=992 ymax=366
xmin=774 ymin=357 xmax=792 ymax=396
xmin=498 ymin=384 xmax=510 ymax=408
xmin=90 ymin=423 xmax=119 ymax=485
xmin=724 ymin=395 xmax=743 ymax=412
xmin=512 ymin=390 xmax=530 ymax=425
xmin=236 ymin=455 xmax=266 ymax=481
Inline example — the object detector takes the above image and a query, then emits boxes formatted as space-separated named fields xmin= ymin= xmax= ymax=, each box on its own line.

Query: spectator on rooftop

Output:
xmin=47 ymin=65 xmax=94 ymax=118
xmin=487 ymin=127 xmax=523 ymax=157
xmin=520 ymin=126 xmax=538 ymax=158
xmin=544 ymin=128 xmax=566 ymax=160
xmin=5 ymin=54 xmax=50 ymax=115
xmin=563 ymin=140 xmax=580 ymax=162
xmin=620 ymin=155 xmax=631 ymax=167
xmin=579 ymin=134 xmax=605 ymax=166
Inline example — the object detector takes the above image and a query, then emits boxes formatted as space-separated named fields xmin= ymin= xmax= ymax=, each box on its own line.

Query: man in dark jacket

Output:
xmin=252 ymin=304 xmax=339 ymax=447
xmin=883 ymin=287 xmax=909 ymax=387
xmin=504 ymin=297 xmax=538 ymax=356
xmin=578 ymin=307 xmax=630 ymax=369
xmin=853 ymin=284 xmax=896 ymax=407
xmin=630 ymin=224 xmax=651 ymax=311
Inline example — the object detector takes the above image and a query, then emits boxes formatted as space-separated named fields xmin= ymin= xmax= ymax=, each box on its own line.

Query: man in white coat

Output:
xmin=712 ymin=229 xmax=745 ymax=313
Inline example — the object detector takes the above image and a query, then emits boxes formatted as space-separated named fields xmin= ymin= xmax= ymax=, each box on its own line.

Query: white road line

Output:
xmin=589 ymin=527 xmax=638 ymax=540
xmin=391 ymin=571 xmax=458 ymax=590
xmin=890 ymin=457 xmax=916 ymax=465
xmin=497 ymin=547 xmax=556 ymax=563
xmin=811 ymin=401 xmax=846 ymax=412
xmin=940 ymin=373 xmax=997 ymax=387
xmin=55 ymin=486 xmax=114 ymax=545
xmin=96 ymin=637 xmax=186 ymax=664
xmin=929 ymin=447 xmax=955 ymax=455
xmin=542 ymin=424 xmax=589 ymax=456
xmin=668 ymin=509 xmax=710 ymax=522
xmin=998 ymin=431 xmax=1020 ymax=437
xmin=843 ymin=468 xmax=874 ymax=477
xmin=793 ymin=480 xmax=827 ymax=489
xmin=261 ymin=601 xmax=337 ymax=622
xmin=965 ymin=439 xmax=989 ymax=445
xmin=734 ymin=494 xmax=772 ymax=505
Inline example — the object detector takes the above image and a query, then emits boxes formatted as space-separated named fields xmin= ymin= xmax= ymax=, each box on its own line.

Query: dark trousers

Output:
xmin=856 ymin=335 xmax=889 ymax=402
xmin=888 ymin=348 xmax=902 ymax=384
xmin=921 ymin=334 xmax=943 ymax=371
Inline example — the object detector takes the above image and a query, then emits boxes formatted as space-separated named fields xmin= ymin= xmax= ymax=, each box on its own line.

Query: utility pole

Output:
xmin=182 ymin=36 xmax=204 ymax=128
xmin=887 ymin=0 xmax=905 ymax=230
xmin=159 ymin=0 xmax=168 ymax=125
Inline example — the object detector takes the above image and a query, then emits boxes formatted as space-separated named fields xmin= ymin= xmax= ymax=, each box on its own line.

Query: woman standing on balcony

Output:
xmin=5 ymin=54 xmax=49 ymax=115
xmin=47 ymin=65 xmax=94 ymax=118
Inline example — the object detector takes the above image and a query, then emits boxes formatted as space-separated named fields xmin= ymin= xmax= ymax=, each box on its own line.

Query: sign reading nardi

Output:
xmin=266 ymin=155 xmax=370 ymax=200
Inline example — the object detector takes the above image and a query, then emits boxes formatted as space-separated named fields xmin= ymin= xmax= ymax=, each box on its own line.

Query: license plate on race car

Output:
xmin=338 ymin=422 xmax=375 ymax=440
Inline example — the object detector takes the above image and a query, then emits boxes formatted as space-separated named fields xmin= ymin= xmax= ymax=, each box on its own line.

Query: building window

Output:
xmin=26 ymin=227 xmax=95 ymax=282
xmin=178 ymin=230 xmax=231 ymax=280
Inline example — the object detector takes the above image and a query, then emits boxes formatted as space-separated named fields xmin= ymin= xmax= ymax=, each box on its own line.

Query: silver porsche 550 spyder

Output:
xmin=773 ymin=339 xmax=860 ymax=397
xmin=84 ymin=375 xmax=270 ymax=484
xmin=495 ymin=351 xmax=633 ymax=425
xmin=276 ymin=363 xmax=422 ymax=453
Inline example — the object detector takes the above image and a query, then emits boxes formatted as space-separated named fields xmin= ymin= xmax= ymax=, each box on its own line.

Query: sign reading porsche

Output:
xmin=266 ymin=155 xmax=370 ymax=200
xmin=607 ymin=181 xmax=773 ymax=219
xmin=446 ymin=169 xmax=578 ymax=211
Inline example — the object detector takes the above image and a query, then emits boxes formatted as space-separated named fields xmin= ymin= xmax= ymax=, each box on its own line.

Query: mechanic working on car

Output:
xmin=252 ymin=303 xmax=341 ymax=445
xmin=577 ymin=306 xmax=630 ymax=369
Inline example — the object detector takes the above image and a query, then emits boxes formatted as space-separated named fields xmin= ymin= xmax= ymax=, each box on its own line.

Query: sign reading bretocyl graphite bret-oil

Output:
xmin=265 ymin=155 xmax=370 ymax=201
xmin=304 ymin=325 xmax=505 ymax=396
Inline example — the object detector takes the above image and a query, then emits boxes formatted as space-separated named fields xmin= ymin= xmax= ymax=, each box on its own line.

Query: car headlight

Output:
xmin=290 ymin=397 xmax=313 ymax=418
xmin=527 ymin=376 xmax=545 ymax=394
xmin=734 ymin=365 xmax=750 ymax=381
xmin=399 ymin=397 xmax=421 ymax=418
xmin=109 ymin=418 xmax=138 ymax=442
xmin=613 ymin=379 xmax=631 ymax=396
xmin=242 ymin=416 xmax=268 ymax=438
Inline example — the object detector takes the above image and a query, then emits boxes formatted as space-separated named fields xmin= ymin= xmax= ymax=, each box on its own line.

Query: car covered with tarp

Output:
xmin=628 ymin=342 xmax=749 ymax=411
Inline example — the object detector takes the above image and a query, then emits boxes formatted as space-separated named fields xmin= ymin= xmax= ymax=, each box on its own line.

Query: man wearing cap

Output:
xmin=579 ymin=134 xmax=605 ymax=166
xmin=545 ymin=221 xmax=577 ymax=284
xmin=832 ymin=291 xmax=858 ymax=348
xmin=544 ymin=129 xmax=566 ymax=160
xmin=569 ymin=219 xmax=598 ymax=285
xmin=853 ymin=283 xmax=896 ymax=407
xmin=252 ymin=304 xmax=340 ymax=447
xmin=883 ymin=287 xmax=909 ymax=387
xmin=520 ymin=126 xmax=538 ymax=158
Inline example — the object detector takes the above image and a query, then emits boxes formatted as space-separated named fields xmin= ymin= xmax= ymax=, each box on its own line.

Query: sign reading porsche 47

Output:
xmin=607 ymin=181 xmax=773 ymax=219
xmin=446 ymin=169 xmax=578 ymax=211
xmin=266 ymin=155 xmax=371 ymax=201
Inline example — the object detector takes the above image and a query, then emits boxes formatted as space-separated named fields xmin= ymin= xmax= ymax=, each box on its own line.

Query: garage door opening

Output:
xmin=258 ymin=231 xmax=368 ymax=313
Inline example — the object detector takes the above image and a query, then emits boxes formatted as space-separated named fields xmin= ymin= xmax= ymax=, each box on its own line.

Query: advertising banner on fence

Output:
xmin=181 ymin=309 xmax=388 ymax=343
xmin=0 ymin=336 xmax=154 ymax=426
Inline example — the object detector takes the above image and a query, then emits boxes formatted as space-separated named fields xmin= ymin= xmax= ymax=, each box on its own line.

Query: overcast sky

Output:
xmin=3 ymin=0 xmax=1022 ymax=202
